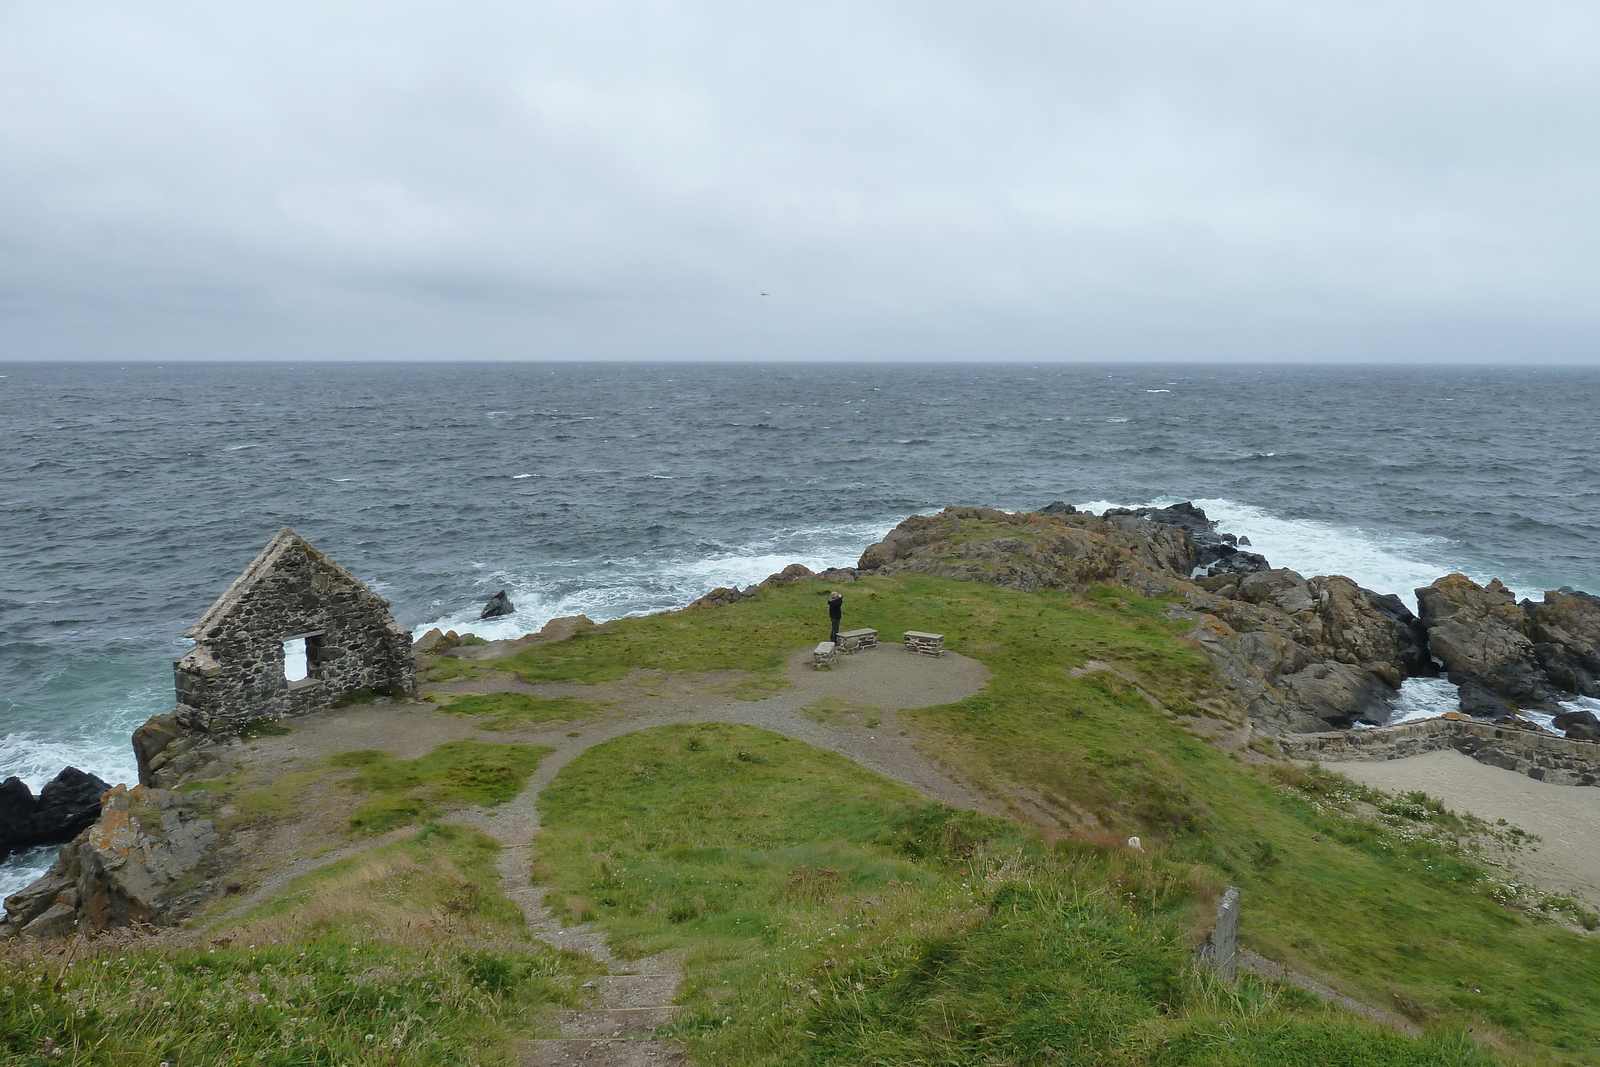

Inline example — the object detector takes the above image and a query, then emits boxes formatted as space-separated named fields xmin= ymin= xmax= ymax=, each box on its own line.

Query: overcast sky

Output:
xmin=2 ymin=2 xmax=1597 ymax=363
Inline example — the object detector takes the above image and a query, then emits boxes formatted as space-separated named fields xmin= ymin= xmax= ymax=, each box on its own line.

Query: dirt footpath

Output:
xmin=1337 ymin=749 xmax=1600 ymax=910
xmin=208 ymin=643 xmax=994 ymax=923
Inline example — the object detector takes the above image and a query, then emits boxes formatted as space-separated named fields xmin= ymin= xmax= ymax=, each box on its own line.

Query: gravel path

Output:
xmin=445 ymin=643 xmax=992 ymax=1066
xmin=212 ymin=644 xmax=993 ymax=1063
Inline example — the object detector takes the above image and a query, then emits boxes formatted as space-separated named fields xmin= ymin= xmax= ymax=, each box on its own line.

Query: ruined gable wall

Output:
xmin=174 ymin=538 xmax=413 ymax=733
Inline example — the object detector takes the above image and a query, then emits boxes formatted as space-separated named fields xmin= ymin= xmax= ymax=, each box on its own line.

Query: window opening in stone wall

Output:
xmin=283 ymin=637 xmax=309 ymax=682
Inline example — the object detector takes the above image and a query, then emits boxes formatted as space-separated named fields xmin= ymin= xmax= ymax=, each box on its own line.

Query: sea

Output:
xmin=4 ymin=361 xmax=1600 ymax=897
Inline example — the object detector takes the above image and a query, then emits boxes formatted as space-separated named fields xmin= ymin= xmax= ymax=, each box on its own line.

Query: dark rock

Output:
xmin=1 ymin=851 xmax=74 ymax=933
xmin=479 ymin=590 xmax=515 ymax=619
xmin=1205 ymin=548 xmax=1273 ymax=576
xmin=1527 ymin=587 xmax=1600 ymax=697
xmin=1458 ymin=681 xmax=1516 ymax=719
xmin=1132 ymin=502 xmax=1271 ymax=576
xmin=1362 ymin=591 xmax=1437 ymax=678
xmin=0 ymin=767 xmax=111 ymax=860
xmin=1304 ymin=577 xmax=1434 ymax=686
xmin=1277 ymin=662 xmax=1397 ymax=728
xmin=1237 ymin=569 xmax=1316 ymax=616
xmin=1554 ymin=708 xmax=1600 ymax=743
xmin=1039 ymin=501 xmax=1077 ymax=514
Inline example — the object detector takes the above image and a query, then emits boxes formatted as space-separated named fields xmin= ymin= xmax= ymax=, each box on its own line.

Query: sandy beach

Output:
xmin=1336 ymin=749 xmax=1600 ymax=911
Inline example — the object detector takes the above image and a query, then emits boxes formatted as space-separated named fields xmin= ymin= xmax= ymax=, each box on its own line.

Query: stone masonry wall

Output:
xmin=173 ymin=529 xmax=413 ymax=735
xmin=1278 ymin=717 xmax=1600 ymax=786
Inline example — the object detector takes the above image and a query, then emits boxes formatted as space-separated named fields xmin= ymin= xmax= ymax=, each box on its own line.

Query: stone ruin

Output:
xmin=2 ymin=529 xmax=417 ymax=938
xmin=136 ymin=527 xmax=414 ymax=786
xmin=171 ymin=527 xmax=414 ymax=732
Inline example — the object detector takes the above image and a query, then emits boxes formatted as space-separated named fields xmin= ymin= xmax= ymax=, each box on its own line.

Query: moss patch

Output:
xmin=332 ymin=741 xmax=551 ymax=834
xmin=436 ymin=692 xmax=609 ymax=731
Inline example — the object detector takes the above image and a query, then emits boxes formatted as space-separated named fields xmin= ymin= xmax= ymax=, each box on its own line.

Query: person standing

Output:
xmin=828 ymin=591 xmax=843 ymax=644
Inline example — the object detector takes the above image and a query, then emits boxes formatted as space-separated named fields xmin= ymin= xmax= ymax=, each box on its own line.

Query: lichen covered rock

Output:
xmin=1 ymin=784 xmax=219 ymax=938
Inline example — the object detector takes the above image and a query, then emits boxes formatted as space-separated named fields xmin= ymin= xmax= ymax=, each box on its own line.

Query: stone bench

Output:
xmin=836 ymin=628 xmax=878 ymax=654
xmin=903 ymin=630 xmax=945 ymax=657
xmin=811 ymin=642 xmax=838 ymax=669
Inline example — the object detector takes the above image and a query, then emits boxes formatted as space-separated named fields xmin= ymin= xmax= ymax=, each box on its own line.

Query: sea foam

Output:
xmin=406 ymin=518 xmax=899 ymax=642
xmin=1075 ymin=497 xmax=1509 ymax=610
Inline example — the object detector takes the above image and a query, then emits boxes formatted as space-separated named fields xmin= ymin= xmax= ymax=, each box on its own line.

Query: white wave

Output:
xmin=405 ymin=519 xmax=900 ymax=641
xmin=1 ymin=845 xmax=58 ymax=903
xmin=1386 ymin=677 xmax=1460 ymax=725
xmin=512 ymin=474 xmax=534 ymax=479
xmin=0 ymin=730 xmax=140 ymax=794
xmin=1070 ymin=496 xmax=1500 ymax=610
xmin=1520 ymin=709 xmax=1564 ymax=736
xmin=1187 ymin=499 xmax=1458 ymax=607
xmin=0 ymin=723 xmax=144 ymax=901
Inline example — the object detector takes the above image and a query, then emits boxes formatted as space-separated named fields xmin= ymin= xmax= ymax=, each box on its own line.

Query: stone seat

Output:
xmin=812 ymin=642 xmax=838 ymax=669
xmin=836 ymin=628 xmax=878 ymax=653
xmin=903 ymin=630 xmax=945 ymax=657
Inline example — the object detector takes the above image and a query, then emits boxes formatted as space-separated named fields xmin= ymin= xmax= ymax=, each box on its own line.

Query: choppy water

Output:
xmin=3 ymin=361 xmax=1598 ymax=896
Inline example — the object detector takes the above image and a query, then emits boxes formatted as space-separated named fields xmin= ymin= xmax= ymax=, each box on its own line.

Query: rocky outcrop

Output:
xmin=1527 ymin=587 xmax=1600 ymax=697
xmin=1416 ymin=575 xmax=1554 ymax=710
xmin=676 ymin=502 xmax=1594 ymax=735
xmin=853 ymin=506 xmax=1433 ymax=732
xmin=1412 ymin=575 xmax=1600 ymax=714
xmin=413 ymin=627 xmax=462 ymax=655
xmin=764 ymin=563 xmax=818 ymax=584
xmin=857 ymin=507 xmax=1195 ymax=596
xmin=1201 ymin=571 xmax=1432 ymax=690
xmin=686 ymin=585 xmax=759 ymax=609
xmin=480 ymin=590 xmax=515 ymax=619
xmin=1110 ymin=502 xmax=1270 ymax=577
xmin=1 ymin=784 xmax=219 ymax=938
xmin=0 ymin=767 xmax=110 ymax=860
xmin=134 ymin=713 xmax=230 ymax=789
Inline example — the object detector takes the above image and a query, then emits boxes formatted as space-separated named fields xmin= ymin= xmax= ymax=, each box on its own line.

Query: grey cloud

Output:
xmin=1 ymin=1 xmax=1596 ymax=361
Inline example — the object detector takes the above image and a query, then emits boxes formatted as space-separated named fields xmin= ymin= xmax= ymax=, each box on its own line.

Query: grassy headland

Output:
xmin=8 ymin=513 xmax=1599 ymax=1064
xmin=477 ymin=566 xmax=1600 ymax=1063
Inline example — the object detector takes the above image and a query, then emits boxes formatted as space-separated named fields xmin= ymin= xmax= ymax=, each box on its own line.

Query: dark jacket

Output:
xmin=828 ymin=596 xmax=843 ymax=621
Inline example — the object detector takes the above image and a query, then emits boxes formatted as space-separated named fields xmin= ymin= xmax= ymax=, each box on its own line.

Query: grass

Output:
xmin=484 ymin=556 xmax=1600 ymax=1061
xmin=332 ymin=741 xmax=552 ymax=834
xmin=0 ymin=923 xmax=587 ymax=1066
xmin=235 ymin=822 xmax=527 ymax=933
xmin=435 ymin=691 xmax=610 ymax=730
xmin=534 ymin=723 xmax=1492 ymax=1067
xmin=15 ymin=512 xmax=1596 ymax=1064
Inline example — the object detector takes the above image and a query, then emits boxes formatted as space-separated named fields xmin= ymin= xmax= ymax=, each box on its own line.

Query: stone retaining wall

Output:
xmin=1279 ymin=717 xmax=1600 ymax=786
